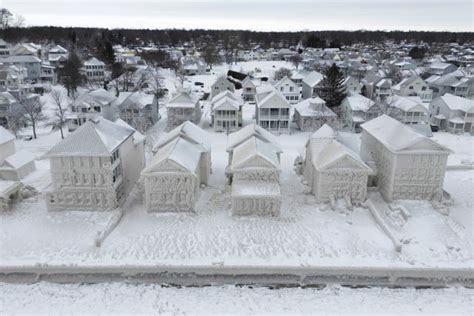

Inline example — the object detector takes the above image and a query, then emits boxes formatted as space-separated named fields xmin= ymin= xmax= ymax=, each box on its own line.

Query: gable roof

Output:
xmin=153 ymin=121 xmax=210 ymax=153
xmin=44 ymin=118 xmax=135 ymax=158
xmin=84 ymin=57 xmax=105 ymax=66
xmin=274 ymin=76 xmax=298 ymax=90
xmin=438 ymin=94 xmax=474 ymax=112
xmin=227 ymin=123 xmax=282 ymax=153
xmin=231 ymin=137 xmax=280 ymax=170
xmin=295 ymin=97 xmax=337 ymax=117
xmin=213 ymin=97 xmax=240 ymax=111
xmin=344 ymin=95 xmax=375 ymax=112
xmin=256 ymin=89 xmax=290 ymax=109
xmin=361 ymin=115 xmax=451 ymax=153
xmin=302 ymin=71 xmax=324 ymax=87
xmin=211 ymin=89 xmax=238 ymax=104
xmin=389 ymin=95 xmax=427 ymax=112
xmin=167 ymin=91 xmax=197 ymax=108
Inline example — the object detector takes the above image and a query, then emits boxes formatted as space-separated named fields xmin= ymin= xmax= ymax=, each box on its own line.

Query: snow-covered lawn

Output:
xmin=1 ymin=282 xmax=472 ymax=315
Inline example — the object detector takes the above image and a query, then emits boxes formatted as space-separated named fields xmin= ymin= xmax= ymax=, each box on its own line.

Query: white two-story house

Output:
xmin=274 ymin=76 xmax=300 ymax=104
xmin=429 ymin=94 xmax=474 ymax=134
xmin=82 ymin=57 xmax=106 ymax=84
xmin=255 ymin=87 xmax=291 ymax=133
xmin=392 ymin=76 xmax=432 ymax=103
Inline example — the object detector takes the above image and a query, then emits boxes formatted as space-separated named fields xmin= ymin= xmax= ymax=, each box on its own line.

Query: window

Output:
xmin=421 ymin=86 xmax=427 ymax=91
xmin=93 ymin=106 xmax=101 ymax=113
xmin=112 ymin=164 xmax=121 ymax=183
xmin=409 ymin=86 xmax=413 ymax=90
xmin=111 ymin=149 xmax=120 ymax=164
xmin=289 ymin=87 xmax=294 ymax=92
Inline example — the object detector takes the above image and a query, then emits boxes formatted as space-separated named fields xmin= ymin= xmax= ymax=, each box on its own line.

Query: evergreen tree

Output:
xmin=60 ymin=50 xmax=83 ymax=97
xmin=201 ymin=44 xmax=220 ymax=69
xmin=100 ymin=41 xmax=115 ymax=65
xmin=319 ymin=63 xmax=347 ymax=113
xmin=408 ymin=46 xmax=426 ymax=61
xmin=361 ymin=85 xmax=367 ymax=97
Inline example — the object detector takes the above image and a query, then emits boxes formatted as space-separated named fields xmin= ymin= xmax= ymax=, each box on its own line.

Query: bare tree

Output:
xmin=274 ymin=67 xmax=292 ymax=81
xmin=289 ymin=54 xmax=303 ymax=69
xmin=49 ymin=88 xmax=69 ymax=139
xmin=0 ymin=8 xmax=13 ymax=29
xmin=6 ymin=111 xmax=25 ymax=138
xmin=201 ymin=44 xmax=221 ymax=69
xmin=18 ymin=97 xmax=46 ymax=139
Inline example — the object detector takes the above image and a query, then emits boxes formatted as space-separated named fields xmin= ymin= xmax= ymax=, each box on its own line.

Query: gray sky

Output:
xmin=4 ymin=0 xmax=474 ymax=32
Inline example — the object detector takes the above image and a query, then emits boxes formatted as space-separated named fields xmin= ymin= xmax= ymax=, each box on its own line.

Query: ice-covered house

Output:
xmin=241 ymin=77 xmax=257 ymax=102
xmin=429 ymin=94 xmax=474 ymax=134
xmin=294 ymin=97 xmax=338 ymax=132
xmin=342 ymin=76 xmax=362 ymax=95
xmin=384 ymin=95 xmax=428 ymax=125
xmin=225 ymin=123 xmax=282 ymax=180
xmin=143 ymin=124 xmax=211 ymax=213
xmin=166 ymin=91 xmax=201 ymax=130
xmin=302 ymin=125 xmax=372 ymax=204
xmin=360 ymin=115 xmax=451 ymax=202
xmin=81 ymin=57 xmax=106 ymax=84
xmin=67 ymin=88 xmax=118 ymax=131
xmin=0 ymin=126 xmax=36 ymax=180
xmin=44 ymin=118 xmax=145 ymax=211
xmin=302 ymin=71 xmax=324 ymax=99
xmin=373 ymin=78 xmax=392 ymax=100
xmin=426 ymin=73 xmax=471 ymax=99
xmin=341 ymin=95 xmax=383 ymax=132
xmin=0 ymin=55 xmax=41 ymax=82
xmin=116 ymin=91 xmax=160 ymax=133
xmin=428 ymin=62 xmax=457 ymax=76
xmin=392 ymin=76 xmax=432 ymax=103
xmin=210 ymin=77 xmax=235 ymax=99
xmin=274 ymin=76 xmax=300 ymax=104
xmin=0 ymin=91 xmax=18 ymax=128
xmin=255 ymin=86 xmax=291 ymax=133
xmin=228 ymin=131 xmax=282 ymax=216
xmin=210 ymin=91 xmax=242 ymax=132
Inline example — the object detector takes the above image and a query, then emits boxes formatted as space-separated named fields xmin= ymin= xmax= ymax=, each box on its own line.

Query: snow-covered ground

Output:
xmin=1 ymin=66 xmax=473 ymax=276
xmin=1 ymin=282 xmax=472 ymax=315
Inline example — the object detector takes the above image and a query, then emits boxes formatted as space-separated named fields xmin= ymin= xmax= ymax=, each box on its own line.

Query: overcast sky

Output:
xmin=4 ymin=0 xmax=474 ymax=32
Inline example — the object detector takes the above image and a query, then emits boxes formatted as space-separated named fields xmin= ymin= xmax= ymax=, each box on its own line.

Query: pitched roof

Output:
xmin=44 ymin=118 xmax=135 ymax=158
xmin=361 ymin=115 xmax=451 ymax=153
xmin=256 ymin=88 xmax=290 ymax=109
xmin=166 ymin=91 xmax=196 ymax=108
xmin=344 ymin=95 xmax=375 ymax=112
xmin=227 ymin=123 xmax=282 ymax=153
xmin=302 ymin=71 xmax=324 ymax=87
xmin=153 ymin=121 xmax=210 ymax=153
xmin=294 ymin=97 xmax=337 ymax=117
xmin=213 ymin=96 xmax=240 ymax=111
xmin=84 ymin=57 xmax=105 ymax=66
xmin=389 ymin=95 xmax=427 ymax=112
xmin=438 ymin=94 xmax=474 ymax=112
xmin=0 ymin=126 xmax=15 ymax=145
xmin=231 ymin=136 xmax=280 ymax=170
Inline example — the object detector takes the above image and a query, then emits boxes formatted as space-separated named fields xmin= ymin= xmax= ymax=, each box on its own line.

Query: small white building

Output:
xmin=228 ymin=129 xmax=282 ymax=216
xmin=44 ymin=118 xmax=145 ymax=211
xmin=82 ymin=57 xmax=106 ymax=84
xmin=302 ymin=125 xmax=372 ymax=204
xmin=385 ymin=95 xmax=428 ymax=125
xmin=143 ymin=123 xmax=211 ymax=212
xmin=429 ymin=94 xmax=474 ymax=134
xmin=210 ymin=77 xmax=235 ymax=99
xmin=255 ymin=87 xmax=291 ymax=133
xmin=67 ymin=88 xmax=118 ymax=131
xmin=341 ymin=95 xmax=383 ymax=132
xmin=360 ymin=115 xmax=451 ymax=202
xmin=166 ymin=91 xmax=202 ymax=130
xmin=116 ymin=91 xmax=160 ymax=133
xmin=391 ymin=76 xmax=432 ymax=103
xmin=294 ymin=97 xmax=338 ymax=132
xmin=274 ymin=76 xmax=300 ymax=104
xmin=302 ymin=71 xmax=324 ymax=99
xmin=211 ymin=92 xmax=242 ymax=133
xmin=0 ymin=126 xmax=36 ymax=181
xmin=241 ymin=77 xmax=257 ymax=102
xmin=342 ymin=76 xmax=362 ymax=95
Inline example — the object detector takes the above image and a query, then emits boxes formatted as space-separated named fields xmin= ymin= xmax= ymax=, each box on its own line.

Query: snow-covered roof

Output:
xmin=388 ymin=95 xmax=427 ymax=112
xmin=0 ymin=150 xmax=35 ymax=169
xmin=143 ymin=137 xmax=203 ymax=175
xmin=375 ymin=78 xmax=392 ymax=88
xmin=430 ymin=62 xmax=455 ymax=70
xmin=117 ymin=91 xmax=155 ymax=109
xmin=302 ymin=71 xmax=324 ymax=87
xmin=227 ymin=123 xmax=282 ymax=153
xmin=0 ymin=91 xmax=17 ymax=105
xmin=84 ymin=57 xmax=105 ymax=66
xmin=438 ymin=94 xmax=474 ymax=112
xmin=361 ymin=115 xmax=451 ymax=153
xmin=44 ymin=118 xmax=135 ymax=158
xmin=392 ymin=76 xmax=424 ymax=91
xmin=166 ymin=91 xmax=197 ymax=109
xmin=213 ymin=96 xmax=240 ymax=111
xmin=309 ymin=124 xmax=336 ymax=139
xmin=1 ymin=55 xmax=41 ymax=63
xmin=153 ymin=121 xmax=210 ymax=153
xmin=274 ymin=76 xmax=298 ymax=90
xmin=256 ymin=88 xmax=290 ymax=109
xmin=113 ymin=118 xmax=145 ymax=145
xmin=344 ymin=95 xmax=375 ymax=112
xmin=231 ymin=136 xmax=280 ymax=171
xmin=0 ymin=126 xmax=15 ymax=145
xmin=211 ymin=89 xmax=238 ymax=104
xmin=294 ymin=97 xmax=337 ymax=117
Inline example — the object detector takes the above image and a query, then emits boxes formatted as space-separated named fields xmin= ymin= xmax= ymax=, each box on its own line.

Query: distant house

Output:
xmin=81 ymin=57 xmax=106 ymax=84
xmin=116 ymin=91 xmax=160 ymax=133
xmin=302 ymin=124 xmax=372 ymax=204
xmin=360 ymin=115 xmax=451 ymax=202
xmin=166 ymin=91 xmax=201 ymax=130
xmin=341 ymin=95 xmax=383 ymax=132
xmin=291 ymin=70 xmax=308 ymax=87
xmin=241 ymin=77 xmax=257 ymax=102
xmin=44 ymin=118 xmax=145 ymax=211
xmin=48 ymin=45 xmax=68 ymax=68
xmin=342 ymin=76 xmax=362 ymax=95
xmin=142 ymin=123 xmax=210 ymax=213
xmin=392 ymin=76 xmax=432 ymax=102
xmin=210 ymin=77 xmax=235 ymax=99
xmin=211 ymin=91 xmax=242 ymax=132
xmin=0 ymin=55 xmax=42 ymax=82
xmin=429 ymin=94 xmax=474 ymax=134
xmin=255 ymin=86 xmax=291 ymax=133
xmin=426 ymin=73 xmax=471 ymax=99
xmin=302 ymin=71 xmax=324 ymax=99
xmin=384 ymin=95 xmax=428 ymax=125
xmin=0 ymin=126 xmax=36 ymax=181
xmin=428 ymin=62 xmax=457 ymax=76
xmin=373 ymin=78 xmax=392 ymax=100
xmin=40 ymin=63 xmax=57 ymax=84
xmin=0 ymin=91 xmax=18 ymax=128
xmin=227 ymin=126 xmax=282 ymax=216
xmin=67 ymin=88 xmax=118 ymax=131
xmin=274 ymin=76 xmax=300 ymax=104
xmin=0 ymin=39 xmax=11 ymax=57
xmin=294 ymin=97 xmax=338 ymax=132
xmin=12 ymin=43 xmax=42 ymax=57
